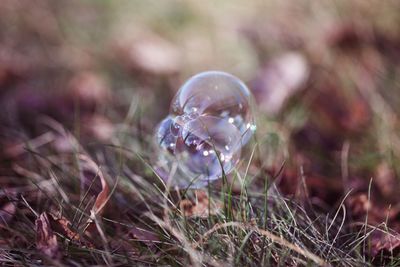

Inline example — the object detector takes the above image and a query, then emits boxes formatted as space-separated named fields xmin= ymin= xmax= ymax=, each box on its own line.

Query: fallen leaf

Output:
xmin=372 ymin=233 xmax=400 ymax=256
xmin=346 ymin=193 xmax=393 ymax=226
xmin=326 ymin=22 xmax=372 ymax=51
xmin=375 ymin=162 xmax=397 ymax=199
xmin=78 ymin=154 xmax=110 ymax=217
xmin=374 ymin=31 xmax=400 ymax=63
xmin=252 ymin=51 xmax=309 ymax=115
xmin=77 ymin=154 xmax=112 ymax=243
xmin=3 ymin=132 xmax=55 ymax=159
xmin=370 ymin=231 xmax=400 ymax=265
xmin=48 ymin=213 xmax=94 ymax=248
xmin=129 ymin=226 xmax=159 ymax=248
xmin=82 ymin=115 xmax=114 ymax=142
xmin=179 ymin=190 xmax=221 ymax=218
xmin=309 ymin=79 xmax=370 ymax=136
xmin=114 ymin=30 xmax=181 ymax=75
xmin=68 ymin=71 xmax=110 ymax=110
xmin=0 ymin=202 xmax=16 ymax=227
xmin=49 ymin=214 xmax=80 ymax=243
xmin=346 ymin=194 xmax=372 ymax=219
xmin=35 ymin=212 xmax=61 ymax=259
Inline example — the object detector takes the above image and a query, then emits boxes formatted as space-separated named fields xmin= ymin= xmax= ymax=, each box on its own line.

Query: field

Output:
xmin=1 ymin=1 xmax=400 ymax=266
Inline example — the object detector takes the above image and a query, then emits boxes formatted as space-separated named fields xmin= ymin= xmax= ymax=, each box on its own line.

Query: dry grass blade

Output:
xmin=148 ymin=213 xmax=202 ymax=267
xmin=197 ymin=221 xmax=329 ymax=267
xmin=1 ymin=1 xmax=400 ymax=266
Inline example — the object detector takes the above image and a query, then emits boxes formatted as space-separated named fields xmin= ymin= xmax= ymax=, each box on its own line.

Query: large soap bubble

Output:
xmin=155 ymin=71 xmax=256 ymax=188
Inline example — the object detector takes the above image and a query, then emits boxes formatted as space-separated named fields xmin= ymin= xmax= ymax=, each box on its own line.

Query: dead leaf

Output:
xmin=346 ymin=194 xmax=372 ymax=219
xmin=35 ymin=212 xmax=61 ymax=259
xmin=48 ymin=213 xmax=94 ymax=248
xmin=0 ymin=202 xmax=16 ymax=227
xmin=77 ymin=154 xmax=111 ymax=242
xmin=78 ymin=154 xmax=110 ymax=217
xmin=68 ymin=71 xmax=110 ymax=109
xmin=82 ymin=115 xmax=114 ymax=142
xmin=252 ymin=51 xmax=309 ymax=115
xmin=129 ymin=226 xmax=159 ymax=248
xmin=372 ymin=232 xmax=400 ymax=256
xmin=114 ymin=30 xmax=181 ymax=75
xmin=52 ymin=216 xmax=80 ymax=241
xmin=375 ymin=162 xmax=397 ymax=199
xmin=179 ymin=190 xmax=221 ymax=218
xmin=3 ymin=132 xmax=55 ymax=159
xmin=346 ymin=193 xmax=393 ymax=226
xmin=370 ymin=231 xmax=400 ymax=265
xmin=327 ymin=22 xmax=372 ymax=51
xmin=310 ymin=79 xmax=370 ymax=136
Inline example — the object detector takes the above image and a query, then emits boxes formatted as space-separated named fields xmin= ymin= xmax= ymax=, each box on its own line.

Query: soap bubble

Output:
xmin=155 ymin=71 xmax=256 ymax=188
xmin=171 ymin=71 xmax=255 ymax=144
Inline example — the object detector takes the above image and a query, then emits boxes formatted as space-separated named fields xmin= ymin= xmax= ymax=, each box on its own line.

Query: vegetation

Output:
xmin=1 ymin=1 xmax=400 ymax=266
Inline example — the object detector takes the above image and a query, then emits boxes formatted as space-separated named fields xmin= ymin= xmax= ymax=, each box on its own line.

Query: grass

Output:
xmin=1 ymin=0 xmax=400 ymax=266
xmin=1 ymin=113 xmax=398 ymax=266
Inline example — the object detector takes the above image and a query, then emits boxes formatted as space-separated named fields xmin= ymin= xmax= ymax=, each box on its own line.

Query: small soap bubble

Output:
xmin=171 ymin=71 xmax=255 ymax=143
xmin=155 ymin=71 xmax=256 ymax=188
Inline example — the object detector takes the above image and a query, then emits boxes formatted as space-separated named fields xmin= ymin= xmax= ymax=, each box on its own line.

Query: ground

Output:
xmin=1 ymin=1 xmax=400 ymax=266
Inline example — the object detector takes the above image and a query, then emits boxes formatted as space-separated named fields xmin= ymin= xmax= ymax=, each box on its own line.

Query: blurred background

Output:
xmin=1 ymin=0 xmax=400 ymax=220
xmin=2 ymin=2 xmax=400 ymax=265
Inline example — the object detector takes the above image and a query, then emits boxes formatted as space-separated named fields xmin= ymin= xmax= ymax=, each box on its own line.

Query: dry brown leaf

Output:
xmin=78 ymin=154 xmax=111 ymax=242
xmin=49 ymin=214 xmax=81 ymax=243
xmin=82 ymin=115 xmax=114 ymax=142
xmin=3 ymin=132 xmax=55 ymax=159
xmin=346 ymin=193 xmax=393 ymax=226
xmin=179 ymin=190 xmax=221 ymax=218
xmin=327 ymin=22 xmax=372 ymax=51
xmin=252 ymin=51 xmax=309 ymax=115
xmin=309 ymin=77 xmax=370 ymax=137
xmin=372 ymin=233 xmax=400 ymax=256
xmin=347 ymin=194 xmax=372 ymax=219
xmin=0 ymin=202 xmax=16 ymax=227
xmin=35 ymin=212 xmax=61 ymax=259
xmin=375 ymin=162 xmax=397 ymax=198
xmin=114 ymin=30 xmax=181 ymax=75
xmin=49 ymin=213 xmax=94 ymax=248
xmin=370 ymin=231 xmax=400 ymax=265
xmin=79 ymin=154 xmax=110 ymax=217
xmin=129 ymin=226 xmax=159 ymax=248
xmin=68 ymin=71 xmax=110 ymax=109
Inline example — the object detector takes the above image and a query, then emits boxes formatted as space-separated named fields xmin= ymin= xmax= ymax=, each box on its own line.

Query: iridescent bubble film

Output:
xmin=155 ymin=71 xmax=256 ymax=188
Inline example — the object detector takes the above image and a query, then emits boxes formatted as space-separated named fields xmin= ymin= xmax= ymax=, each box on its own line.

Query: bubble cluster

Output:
xmin=155 ymin=71 xmax=256 ymax=188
